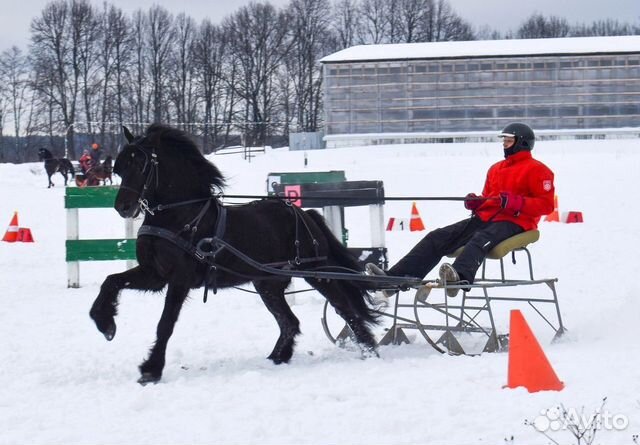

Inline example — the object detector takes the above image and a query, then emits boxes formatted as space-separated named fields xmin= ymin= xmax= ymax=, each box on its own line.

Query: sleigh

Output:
xmin=320 ymin=230 xmax=565 ymax=355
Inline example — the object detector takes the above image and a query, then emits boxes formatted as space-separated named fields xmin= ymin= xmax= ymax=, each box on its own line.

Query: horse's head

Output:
xmin=114 ymin=124 xmax=225 ymax=219
xmin=38 ymin=148 xmax=51 ymax=160
xmin=113 ymin=128 xmax=157 ymax=218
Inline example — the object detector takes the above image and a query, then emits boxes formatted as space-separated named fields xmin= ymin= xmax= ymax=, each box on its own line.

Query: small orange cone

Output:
xmin=17 ymin=228 xmax=34 ymax=242
xmin=2 ymin=212 xmax=19 ymax=242
xmin=544 ymin=195 xmax=560 ymax=222
xmin=409 ymin=202 xmax=425 ymax=231
xmin=564 ymin=211 xmax=583 ymax=224
xmin=505 ymin=310 xmax=564 ymax=393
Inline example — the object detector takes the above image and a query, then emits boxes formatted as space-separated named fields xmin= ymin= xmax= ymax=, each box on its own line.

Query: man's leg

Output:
xmin=451 ymin=221 xmax=523 ymax=283
xmin=387 ymin=217 xmax=483 ymax=279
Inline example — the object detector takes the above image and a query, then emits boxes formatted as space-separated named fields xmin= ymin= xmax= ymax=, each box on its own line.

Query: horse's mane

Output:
xmin=145 ymin=124 xmax=225 ymax=191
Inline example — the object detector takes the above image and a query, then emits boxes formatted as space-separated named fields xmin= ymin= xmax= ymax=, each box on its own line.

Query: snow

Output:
xmin=1 ymin=138 xmax=640 ymax=444
xmin=320 ymin=35 xmax=640 ymax=63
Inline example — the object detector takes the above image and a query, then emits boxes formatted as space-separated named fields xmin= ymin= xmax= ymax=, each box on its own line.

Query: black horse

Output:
xmin=98 ymin=155 xmax=113 ymax=185
xmin=89 ymin=124 xmax=378 ymax=385
xmin=38 ymin=148 xmax=75 ymax=188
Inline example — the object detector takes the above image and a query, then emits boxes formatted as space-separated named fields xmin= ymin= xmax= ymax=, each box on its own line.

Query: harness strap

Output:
xmin=202 ymin=204 xmax=226 ymax=302
xmin=137 ymin=203 xmax=228 ymax=261
xmin=138 ymin=202 xmax=228 ymax=303
xmin=264 ymin=256 xmax=328 ymax=268
xmin=286 ymin=203 xmax=321 ymax=262
xmin=138 ymin=225 xmax=206 ymax=261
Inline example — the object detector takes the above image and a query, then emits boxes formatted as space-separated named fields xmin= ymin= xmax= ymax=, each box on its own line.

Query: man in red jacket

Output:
xmin=367 ymin=122 xmax=555 ymax=297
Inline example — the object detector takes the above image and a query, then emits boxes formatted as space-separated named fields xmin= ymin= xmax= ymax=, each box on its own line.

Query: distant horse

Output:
xmin=76 ymin=155 xmax=113 ymax=187
xmin=97 ymin=155 xmax=113 ymax=185
xmin=38 ymin=148 xmax=75 ymax=188
xmin=89 ymin=124 xmax=379 ymax=385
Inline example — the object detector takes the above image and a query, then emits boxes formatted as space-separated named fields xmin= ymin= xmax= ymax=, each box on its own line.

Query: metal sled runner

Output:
xmin=321 ymin=230 xmax=566 ymax=355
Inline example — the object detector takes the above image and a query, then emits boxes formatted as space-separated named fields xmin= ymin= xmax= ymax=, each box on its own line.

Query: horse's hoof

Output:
xmin=268 ymin=355 xmax=287 ymax=365
xmin=103 ymin=322 xmax=117 ymax=341
xmin=360 ymin=347 xmax=379 ymax=359
xmin=137 ymin=372 xmax=161 ymax=386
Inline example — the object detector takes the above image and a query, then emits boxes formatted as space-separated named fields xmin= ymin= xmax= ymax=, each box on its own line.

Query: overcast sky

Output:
xmin=1 ymin=0 xmax=638 ymax=52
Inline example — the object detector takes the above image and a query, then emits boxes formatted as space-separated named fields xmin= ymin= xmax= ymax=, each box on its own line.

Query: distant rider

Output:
xmin=79 ymin=149 xmax=93 ymax=174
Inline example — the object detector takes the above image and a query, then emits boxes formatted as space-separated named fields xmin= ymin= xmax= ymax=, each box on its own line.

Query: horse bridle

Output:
xmin=118 ymin=143 xmax=160 ymax=215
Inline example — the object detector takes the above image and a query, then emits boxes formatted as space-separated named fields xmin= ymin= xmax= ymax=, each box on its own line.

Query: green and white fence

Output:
xmin=65 ymin=186 xmax=138 ymax=288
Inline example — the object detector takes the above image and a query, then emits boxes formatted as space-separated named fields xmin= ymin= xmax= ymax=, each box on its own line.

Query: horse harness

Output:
xmin=127 ymin=145 xmax=326 ymax=302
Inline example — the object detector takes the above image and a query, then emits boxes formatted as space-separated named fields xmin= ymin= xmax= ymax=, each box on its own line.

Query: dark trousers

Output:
xmin=388 ymin=216 xmax=523 ymax=283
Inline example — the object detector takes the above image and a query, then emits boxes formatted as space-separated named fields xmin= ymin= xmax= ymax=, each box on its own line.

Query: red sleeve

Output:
xmin=520 ymin=164 xmax=555 ymax=217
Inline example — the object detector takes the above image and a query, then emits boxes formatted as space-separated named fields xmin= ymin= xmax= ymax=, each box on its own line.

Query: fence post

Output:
xmin=369 ymin=203 xmax=385 ymax=248
xmin=67 ymin=207 xmax=80 ymax=288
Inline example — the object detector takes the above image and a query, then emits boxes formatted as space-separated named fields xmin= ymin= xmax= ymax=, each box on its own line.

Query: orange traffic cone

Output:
xmin=17 ymin=228 xmax=34 ymax=242
xmin=409 ymin=202 xmax=425 ymax=231
xmin=505 ymin=310 xmax=564 ymax=393
xmin=544 ymin=195 xmax=560 ymax=222
xmin=564 ymin=211 xmax=583 ymax=224
xmin=2 ymin=212 xmax=19 ymax=242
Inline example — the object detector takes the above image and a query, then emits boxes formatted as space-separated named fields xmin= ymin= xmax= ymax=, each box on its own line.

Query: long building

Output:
xmin=319 ymin=36 xmax=640 ymax=147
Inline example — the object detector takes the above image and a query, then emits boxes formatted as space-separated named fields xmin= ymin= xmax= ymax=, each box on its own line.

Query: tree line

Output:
xmin=0 ymin=0 xmax=638 ymax=162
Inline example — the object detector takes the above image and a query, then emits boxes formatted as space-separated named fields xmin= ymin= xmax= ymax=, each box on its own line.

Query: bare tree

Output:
xmin=130 ymin=10 xmax=148 ymax=127
xmin=422 ymin=0 xmax=474 ymax=41
xmin=70 ymin=0 xmax=100 ymax=138
xmin=0 ymin=47 xmax=31 ymax=161
xmin=286 ymin=0 xmax=334 ymax=133
xmin=192 ymin=20 xmax=227 ymax=152
xmin=331 ymin=0 xmax=360 ymax=49
xmin=223 ymin=2 xmax=292 ymax=145
xmin=571 ymin=18 xmax=640 ymax=36
xmin=30 ymin=0 xmax=83 ymax=158
xmin=146 ymin=6 xmax=175 ymax=123
xmin=168 ymin=13 xmax=197 ymax=131
xmin=96 ymin=3 xmax=133 ymax=144
xmin=358 ymin=0 xmax=389 ymax=44
xmin=388 ymin=0 xmax=433 ymax=43
xmin=517 ymin=13 xmax=571 ymax=39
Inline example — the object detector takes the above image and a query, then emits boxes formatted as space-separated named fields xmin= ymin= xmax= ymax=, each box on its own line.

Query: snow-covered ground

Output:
xmin=1 ymin=138 xmax=639 ymax=444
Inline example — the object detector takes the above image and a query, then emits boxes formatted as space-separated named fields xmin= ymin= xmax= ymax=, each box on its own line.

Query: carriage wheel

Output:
xmin=412 ymin=286 xmax=501 ymax=356
xmin=321 ymin=297 xmax=410 ymax=349
xmin=321 ymin=300 xmax=352 ymax=346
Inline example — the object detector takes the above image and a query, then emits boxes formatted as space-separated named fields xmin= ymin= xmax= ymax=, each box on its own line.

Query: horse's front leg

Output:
xmin=138 ymin=282 xmax=190 ymax=385
xmin=90 ymin=265 xmax=166 ymax=341
xmin=47 ymin=175 xmax=53 ymax=188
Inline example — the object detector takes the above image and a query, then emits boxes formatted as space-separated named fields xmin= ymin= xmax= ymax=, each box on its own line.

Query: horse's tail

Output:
xmin=63 ymin=159 xmax=75 ymax=176
xmin=304 ymin=209 xmax=379 ymax=325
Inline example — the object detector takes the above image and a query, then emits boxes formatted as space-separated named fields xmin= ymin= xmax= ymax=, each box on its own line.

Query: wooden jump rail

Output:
xmin=65 ymin=186 xmax=138 ymax=288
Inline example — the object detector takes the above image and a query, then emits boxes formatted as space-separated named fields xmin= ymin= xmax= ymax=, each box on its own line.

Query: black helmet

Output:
xmin=499 ymin=122 xmax=535 ymax=152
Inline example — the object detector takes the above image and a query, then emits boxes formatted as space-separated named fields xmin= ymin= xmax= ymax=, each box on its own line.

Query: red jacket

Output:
xmin=79 ymin=153 xmax=93 ymax=172
xmin=475 ymin=151 xmax=555 ymax=231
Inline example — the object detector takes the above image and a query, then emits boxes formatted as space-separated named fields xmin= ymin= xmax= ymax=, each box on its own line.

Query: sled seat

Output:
xmin=447 ymin=230 xmax=540 ymax=281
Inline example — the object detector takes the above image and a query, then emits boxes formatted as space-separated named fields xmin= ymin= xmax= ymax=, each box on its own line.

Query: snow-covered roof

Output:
xmin=320 ymin=36 xmax=640 ymax=63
